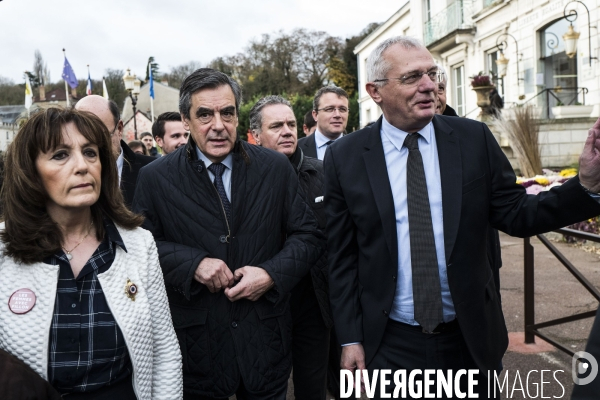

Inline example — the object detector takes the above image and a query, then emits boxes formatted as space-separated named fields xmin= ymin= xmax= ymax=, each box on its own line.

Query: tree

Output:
xmin=0 ymin=77 xmax=24 ymax=106
xmin=164 ymin=61 xmax=202 ymax=89
xmin=145 ymin=56 xmax=160 ymax=82
xmin=342 ymin=22 xmax=380 ymax=94
xmin=33 ymin=50 xmax=50 ymax=87
xmin=327 ymin=56 xmax=355 ymax=96
xmin=104 ymin=69 xmax=127 ymax=110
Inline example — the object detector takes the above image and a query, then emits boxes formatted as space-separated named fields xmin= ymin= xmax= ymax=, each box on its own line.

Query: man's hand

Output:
xmin=194 ymin=258 xmax=234 ymax=293
xmin=341 ymin=344 xmax=366 ymax=392
xmin=224 ymin=266 xmax=274 ymax=301
xmin=579 ymin=117 xmax=600 ymax=193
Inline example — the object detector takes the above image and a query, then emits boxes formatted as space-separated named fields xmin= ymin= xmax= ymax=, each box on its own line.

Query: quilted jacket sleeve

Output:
xmin=133 ymin=167 xmax=209 ymax=299
xmin=260 ymin=162 xmax=326 ymax=304
xmin=145 ymin=233 xmax=183 ymax=399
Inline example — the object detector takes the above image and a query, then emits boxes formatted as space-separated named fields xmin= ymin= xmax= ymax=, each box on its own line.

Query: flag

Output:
xmin=62 ymin=56 xmax=78 ymax=89
xmin=149 ymin=62 xmax=155 ymax=99
xmin=102 ymin=78 xmax=109 ymax=100
xmin=25 ymin=79 xmax=33 ymax=109
xmin=86 ymin=71 xmax=92 ymax=96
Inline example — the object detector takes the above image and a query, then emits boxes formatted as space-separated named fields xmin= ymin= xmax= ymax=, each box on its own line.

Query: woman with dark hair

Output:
xmin=0 ymin=108 xmax=182 ymax=399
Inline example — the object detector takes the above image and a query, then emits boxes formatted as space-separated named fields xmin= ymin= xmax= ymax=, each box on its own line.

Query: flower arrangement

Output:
xmin=470 ymin=72 xmax=494 ymax=88
xmin=516 ymin=168 xmax=600 ymax=238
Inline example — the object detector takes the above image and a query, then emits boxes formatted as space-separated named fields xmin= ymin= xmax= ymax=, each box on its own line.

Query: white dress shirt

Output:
xmin=196 ymin=147 xmax=233 ymax=201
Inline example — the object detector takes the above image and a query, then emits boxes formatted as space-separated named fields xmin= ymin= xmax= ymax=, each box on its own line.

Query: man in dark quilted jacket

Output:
xmin=132 ymin=69 xmax=325 ymax=400
xmin=250 ymin=95 xmax=332 ymax=400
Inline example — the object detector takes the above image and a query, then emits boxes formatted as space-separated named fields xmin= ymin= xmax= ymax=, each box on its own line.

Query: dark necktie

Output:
xmin=404 ymin=132 xmax=443 ymax=333
xmin=324 ymin=140 xmax=334 ymax=146
xmin=208 ymin=163 xmax=231 ymax=225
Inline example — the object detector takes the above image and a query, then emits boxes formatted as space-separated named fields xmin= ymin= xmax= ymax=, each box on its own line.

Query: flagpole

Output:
xmin=63 ymin=49 xmax=70 ymax=107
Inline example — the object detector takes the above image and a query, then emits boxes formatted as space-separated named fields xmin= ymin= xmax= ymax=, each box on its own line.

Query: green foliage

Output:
xmin=0 ymin=78 xmax=25 ymax=106
xmin=145 ymin=57 xmax=160 ymax=82
xmin=236 ymin=93 xmax=314 ymax=141
xmin=347 ymin=93 xmax=360 ymax=133
xmin=288 ymin=94 xmax=314 ymax=138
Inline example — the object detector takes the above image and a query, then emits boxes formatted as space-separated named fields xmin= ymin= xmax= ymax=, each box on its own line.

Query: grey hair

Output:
xmin=249 ymin=95 xmax=292 ymax=134
xmin=179 ymin=68 xmax=243 ymax=119
xmin=366 ymin=36 xmax=425 ymax=86
xmin=437 ymin=64 xmax=448 ymax=84
xmin=313 ymin=86 xmax=349 ymax=111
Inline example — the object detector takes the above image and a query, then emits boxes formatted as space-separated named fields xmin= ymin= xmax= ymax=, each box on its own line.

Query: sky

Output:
xmin=0 ymin=0 xmax=402 ymax=84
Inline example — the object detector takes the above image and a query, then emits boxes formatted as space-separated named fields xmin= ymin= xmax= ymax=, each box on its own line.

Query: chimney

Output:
xmin=39 ymin=85 xmax=46 ymax=101
xmin=161 ymin=78 xmax=168 ymax=86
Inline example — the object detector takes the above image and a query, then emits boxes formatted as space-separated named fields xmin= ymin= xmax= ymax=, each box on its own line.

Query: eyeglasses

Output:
xmin=374 ymin=70 xmax=445 ymax=86
xmin=109 ymin=123 xmax=119 ymax=137
xmin=315 ymin=106 xmax=349 ymax=114
xmin=197 ymin=109 xmax=237 ymax=125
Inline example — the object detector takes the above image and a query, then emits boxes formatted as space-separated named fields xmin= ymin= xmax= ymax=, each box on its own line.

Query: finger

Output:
xmin=225 ymin=283 xmax=243 ymax=301
xmin=592 ymin=117 xmax=600 ymax=131
xmin=217 ymin=268 xmax=232 ymax=290
xmin=210 ymin=276 xmax=221 ymax=292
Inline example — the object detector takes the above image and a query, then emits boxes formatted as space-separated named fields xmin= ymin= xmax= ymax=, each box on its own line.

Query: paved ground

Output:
xmin=236 ymin=231 xmax=600 ymax=399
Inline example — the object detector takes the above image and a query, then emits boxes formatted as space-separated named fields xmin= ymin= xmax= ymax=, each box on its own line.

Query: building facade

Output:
xmin=355 ymin=0 xmax=599 ymax=168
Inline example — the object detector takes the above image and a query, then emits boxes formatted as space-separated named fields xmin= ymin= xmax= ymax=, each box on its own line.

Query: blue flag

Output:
xmin=62 ymin=57 xmax=78 ymax=89
xmin=149 ymin=64 xmax=154 ymax=99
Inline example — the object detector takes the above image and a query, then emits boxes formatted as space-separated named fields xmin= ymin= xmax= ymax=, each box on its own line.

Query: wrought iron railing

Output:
xmin=522 ymin=87 xmax=589 ymax=119
xmin=424 ymin=0 xmax=474 ymax=46
xmin=524 ymin=228 xmax=600 ymax=356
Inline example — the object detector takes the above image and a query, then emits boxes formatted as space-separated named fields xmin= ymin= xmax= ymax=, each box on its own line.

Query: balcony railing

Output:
xmin=424 ymin=0 xmax=474 ymax=46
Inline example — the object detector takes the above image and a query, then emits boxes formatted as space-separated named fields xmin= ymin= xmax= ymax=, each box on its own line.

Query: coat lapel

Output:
xmin=432 ymin=115 xmax=462 ymax=262
xmin=362 ymin=119 xmax=398 ymax=264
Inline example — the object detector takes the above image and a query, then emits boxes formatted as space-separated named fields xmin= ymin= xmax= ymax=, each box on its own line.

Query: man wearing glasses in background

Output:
xmin=298 ymin=86 xmax=349 ymax=160
xmin=75 ymin=95 xmax=155 ymax=208
xmin=325 ymin=36 xmax=600 ymax=398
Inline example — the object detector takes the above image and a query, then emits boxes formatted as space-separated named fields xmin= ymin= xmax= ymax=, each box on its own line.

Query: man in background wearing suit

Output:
xmin=75 ymin=95 xmax=155 ymax=208
xmin=298 ymin=86 xmax=349 ymax=160
xmin=324 ymin=36 xmax=600 ymax=398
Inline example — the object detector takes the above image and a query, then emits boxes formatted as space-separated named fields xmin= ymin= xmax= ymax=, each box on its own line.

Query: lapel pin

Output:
xmin=8 ymin=288 xmax=36 ymax=314
xmin=125 ymin=279 xmax=138 ymax=301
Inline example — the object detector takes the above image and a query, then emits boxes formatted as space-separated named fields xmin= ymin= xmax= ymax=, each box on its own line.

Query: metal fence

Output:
xmin=424 ymin=0 xmax=474 ymax=46
xmin=524 ymin=228 xmax=600 ymax=356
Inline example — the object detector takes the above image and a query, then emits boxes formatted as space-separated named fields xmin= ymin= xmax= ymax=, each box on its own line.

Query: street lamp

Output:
xmin=123 ymin=68 xmax=141 ymax=139
xmin=563 ymin=0 xmax=597 ymax=66
xmin=495 ymin=32 xmax=525 ymax=100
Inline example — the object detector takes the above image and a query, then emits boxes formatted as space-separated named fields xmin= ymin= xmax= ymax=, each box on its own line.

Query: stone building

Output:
xmin=354 ymin=0 xmax=599 ymax=169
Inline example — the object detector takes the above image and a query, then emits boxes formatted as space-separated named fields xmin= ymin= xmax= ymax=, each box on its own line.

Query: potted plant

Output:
xmin=470 ymin=72 xmax=495 ymax=108
xmin=551 ymin=100 xmax=594 ymax=119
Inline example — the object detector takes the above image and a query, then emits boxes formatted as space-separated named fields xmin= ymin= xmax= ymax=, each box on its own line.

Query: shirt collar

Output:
xmin=104 ymin=217 xmax=127 ymax=253
xmin=314 ymin=130 xmax=343 ymax=149
xmin=116 ymin=146 xmax=124 ymax=169
xmin=196 ymin=146 xmax=233 ymax=171
xmin=381 ymin=116 xmax=434 ymax=153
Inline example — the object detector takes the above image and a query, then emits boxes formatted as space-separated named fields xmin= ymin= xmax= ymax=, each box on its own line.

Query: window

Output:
xmin=453 ymin=65 xmax=465 ymax=116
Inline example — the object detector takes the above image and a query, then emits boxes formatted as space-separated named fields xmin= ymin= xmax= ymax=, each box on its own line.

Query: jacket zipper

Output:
xmin=210 ymin=181 xmax=231 ymax=244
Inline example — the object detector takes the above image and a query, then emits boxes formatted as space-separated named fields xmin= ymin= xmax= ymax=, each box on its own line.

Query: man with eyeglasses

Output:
xmin=75 ymin=95 xmax=155 ymax=208
xmin=324 ymin=36 xmax=600 ymax=399
xmin=132 ymin=69 xmax=325 ymax=400
xmin=298 ymin=86 xmax=349 ymax=160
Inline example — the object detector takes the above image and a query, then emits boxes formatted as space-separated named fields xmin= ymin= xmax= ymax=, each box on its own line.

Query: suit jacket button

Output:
xmin=383 ymin=310 xmax=388 ymax=316
xmin=231 ymin=321 xmax=238 ymax=328
xmin=392 ymin=275 xmax=396 ymax=281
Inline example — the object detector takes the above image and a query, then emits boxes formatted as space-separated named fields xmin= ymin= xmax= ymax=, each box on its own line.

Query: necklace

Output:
xmin=62 ymin=221 xmax=94 ymax=261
